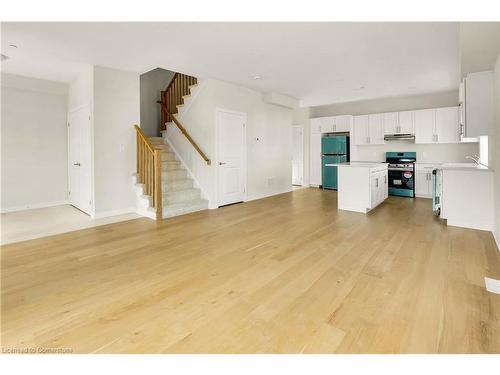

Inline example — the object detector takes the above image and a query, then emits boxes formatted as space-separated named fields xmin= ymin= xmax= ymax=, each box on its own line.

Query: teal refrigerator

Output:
xmin=322 ymin=135 xmax=350 ymax=190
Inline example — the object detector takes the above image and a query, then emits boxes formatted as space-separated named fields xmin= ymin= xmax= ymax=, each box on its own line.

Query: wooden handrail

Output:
xmin=134 ymin=124 xmax=162 ymax=220
xmin=157 ymin=101 xmax=211 ymax=165
xmin=134 ymin=124 xmax=154 ymax=152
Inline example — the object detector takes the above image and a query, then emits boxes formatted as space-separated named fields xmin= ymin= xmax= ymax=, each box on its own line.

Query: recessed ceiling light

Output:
xmin=253 ymin=75 xmax=262 ymax=80
xmin=0 ymin=54 xmax=9 ymax=61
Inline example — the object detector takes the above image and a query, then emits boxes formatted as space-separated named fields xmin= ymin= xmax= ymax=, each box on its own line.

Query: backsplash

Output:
xmin=351 ymin=142 xmax=479 ymax=163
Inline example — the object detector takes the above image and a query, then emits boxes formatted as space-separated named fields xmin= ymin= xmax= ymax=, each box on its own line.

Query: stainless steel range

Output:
xmin=385 ymin=152 xmax=416 ymax=198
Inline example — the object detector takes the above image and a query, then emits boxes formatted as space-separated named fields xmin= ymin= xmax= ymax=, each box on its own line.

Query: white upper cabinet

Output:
xmin=435 ymin=107 xmax=459 ymax=143
xmin=368 ymin=114 xmax=385 ymax=144
xmin=399 ymin=111 xmax=415 ymax=134
xmin=333 ymin=115 xmax=352 ymax=132
xmin=310 ymin=116 xmax=352 ymax=133
xmin=414 ymin=107 xmax=460 ymax=144
xmin=321 ymin=117 xmax=334 ymax=133
xmin=463 ymin=71 xmax=495 ymax=137
xmin=414 ymin=109 xmax=435 ymax=143
xmin=383 ymin=111 xmax=414 ymax=135
xmin=310 ymin=118 xmax=322 ymax=133
xmin=383 ymin=112 xmax=399 ymax=134
xmin=354 ymin=115 xmax=370 ymax=145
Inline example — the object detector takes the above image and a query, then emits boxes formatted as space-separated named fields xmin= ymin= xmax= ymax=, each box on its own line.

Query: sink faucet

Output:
xmin=465 ymin=155 xmax=488 ymax=168
xmin=465 ymin=155 xmax=480 ymax=163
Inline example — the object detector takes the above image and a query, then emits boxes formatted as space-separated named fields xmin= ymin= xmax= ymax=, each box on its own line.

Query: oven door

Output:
xmin=388 ymin=169 xmax=414 ymax=197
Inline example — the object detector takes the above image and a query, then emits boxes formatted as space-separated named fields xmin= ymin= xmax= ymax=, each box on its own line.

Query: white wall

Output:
xmin=1 ymin=73 xmax=69 ymax=211
xmin=292 ymin=107 xmax=311 ymax=186
xmin=92 ymin=66 xmax=139 ymax=217
xmin=140 ymin=68 xmax=175 ymax=137
xmin=166 ymin=79 xmax=293 ymax=208
xmin=493 ymin=48 xmax=500 ymax=249
xmin=68 ymin=66 xmax=93 ymax=111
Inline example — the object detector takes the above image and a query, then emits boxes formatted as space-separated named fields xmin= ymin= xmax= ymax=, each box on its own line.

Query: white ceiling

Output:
xmin=1 ymin=22 xmax=460 ymax=107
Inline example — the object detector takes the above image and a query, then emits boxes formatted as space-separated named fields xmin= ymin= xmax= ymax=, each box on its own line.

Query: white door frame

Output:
xmin=214 ymin=108 xmax=247 ymax=208
xmin=67 ymin=103 xmax=93 ymax=216
xmin=292 ymin=124 xmax=305 ymax=186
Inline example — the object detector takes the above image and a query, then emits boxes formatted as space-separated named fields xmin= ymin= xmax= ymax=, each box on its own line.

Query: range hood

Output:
xmin=384 ymin=133 xmax=415 ymax=141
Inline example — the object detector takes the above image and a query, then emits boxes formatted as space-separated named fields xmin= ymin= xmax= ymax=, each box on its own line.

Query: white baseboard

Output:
xmin=245 ymin=188 xmax=293 ymax=203
xmin=92 ymin=207 xmax=137 ymax=219
xmin=136 ymin=208 xmax=156 ymax=220
xmin=1 ymin=200 xmax=70 ymax=213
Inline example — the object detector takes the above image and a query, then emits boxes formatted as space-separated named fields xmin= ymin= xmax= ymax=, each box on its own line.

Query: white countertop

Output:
xmin=437 ymin=163 xmax=493 ymax=172
xmin=325 ymin=162 xmax=388 ymax=168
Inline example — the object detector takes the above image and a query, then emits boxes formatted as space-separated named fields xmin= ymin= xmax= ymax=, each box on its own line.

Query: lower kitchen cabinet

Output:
xmin=337 ymin=163 xmax=388 ymax=213
xmin=370 ymin=169 xmax=388 ymax=208
xmin=415 ymin=163 xmax=441 ymax=198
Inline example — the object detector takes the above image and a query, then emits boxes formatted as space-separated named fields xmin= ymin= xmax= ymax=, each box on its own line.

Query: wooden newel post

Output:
xmin=154 ymin=149 xmax=163 ymax=220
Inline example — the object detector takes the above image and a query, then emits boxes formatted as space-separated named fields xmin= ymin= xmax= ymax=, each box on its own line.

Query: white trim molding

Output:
xmin=1 ymin=200 xmax=70 ymax=214
xmin=92 ymin=207 xmax=137 ymax=219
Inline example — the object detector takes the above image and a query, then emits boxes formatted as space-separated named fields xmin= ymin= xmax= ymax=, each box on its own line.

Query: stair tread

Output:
xmin=164 ymin=198 xmax=208 ymax=209
xmin=163 ymin=187 xmax=199 ymax=196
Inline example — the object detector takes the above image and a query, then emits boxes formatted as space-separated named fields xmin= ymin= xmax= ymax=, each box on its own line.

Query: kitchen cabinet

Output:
xmin=354 ymin=115 xmax=369 ymax=145
xmin=354 ymin=114 xmax=385 ymax=145
xmin=435 ymin=107 xmax=459 ymax=143
xmin=309 ymin=133 xmax=322 ymax=186
xmin=337 ymin=163 xmax=388 ymax=213
xmin=398 ymin=111 xmax=415 ymax=134
xmin=415 ymin=163 xmax=441 ymax=198
xmin=368 ymin=114 xmax=385 ymax=144
xmin=415 ymin=107 xmax=459 ymax=144
xmin=462 ymin=71 xmax=495 ymax=137
xmin=332 ymin=115 xmax=352 ymax=132
xmin=310 ymin=115 xmax=353 ymax=134
xmin=310 ymin=118 xmax=322 ymax=133
xmin=383 ymin=112 xmax=399 ymax=134
xmin=414 ymin=109 xmax=434 ymax=143
xmin=370 ymin=169 xmax=388 ymax=208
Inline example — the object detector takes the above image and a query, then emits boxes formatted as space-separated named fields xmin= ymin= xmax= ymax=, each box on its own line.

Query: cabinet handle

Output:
xmin=435 ymin=134 xmax=438 ymax=142
xmin=384 ymin=176 xmax=387 ymax=184
xmin=376 ymin=178 xmax=379 ymax=188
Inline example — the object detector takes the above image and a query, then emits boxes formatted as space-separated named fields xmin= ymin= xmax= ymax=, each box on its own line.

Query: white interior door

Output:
xmin=68 ymin=105 xmax=92 ymax=214
xmin=216 ymin=109 xmax=246 ymax=207
xmin=292 ymin=125 xmax=304 ymax=186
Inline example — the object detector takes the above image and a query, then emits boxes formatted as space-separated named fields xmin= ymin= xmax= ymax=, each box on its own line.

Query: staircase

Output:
xmin=134 ymin=72 xmax=210 ymax=220
xmin=146 ymin=137 xmax=208 ymax=218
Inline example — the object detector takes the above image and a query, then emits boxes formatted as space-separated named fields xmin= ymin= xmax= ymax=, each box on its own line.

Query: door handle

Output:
xmin=74 ymin=162 xmax=81 ymax=166
xmin=219 ymin=162 xmax=226 ymax=165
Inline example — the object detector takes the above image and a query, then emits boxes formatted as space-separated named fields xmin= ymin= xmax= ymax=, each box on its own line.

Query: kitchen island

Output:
xmin=326 ymin=162 xmax=388 ymax=213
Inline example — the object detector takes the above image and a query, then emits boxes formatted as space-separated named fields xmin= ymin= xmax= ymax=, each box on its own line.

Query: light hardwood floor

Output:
xmin=2 ymin=188 xmax=500 ymax=353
